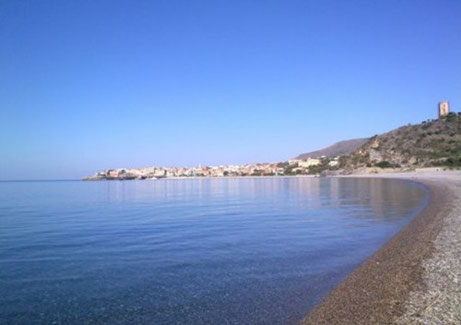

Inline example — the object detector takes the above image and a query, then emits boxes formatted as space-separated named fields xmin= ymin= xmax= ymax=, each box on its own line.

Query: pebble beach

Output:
xmin=302 ymin=170 xmax=461 ymax=325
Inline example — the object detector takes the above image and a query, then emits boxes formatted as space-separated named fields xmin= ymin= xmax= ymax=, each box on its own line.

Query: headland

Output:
xmin=83 ymin=110 xmax=460 ymax=181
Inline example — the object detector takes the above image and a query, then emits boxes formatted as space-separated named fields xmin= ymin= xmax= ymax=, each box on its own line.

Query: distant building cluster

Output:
xmin=96 ymin=163 xmax=284 ymax=180
xmin=87 ymin=156 xmax=342 ymax=180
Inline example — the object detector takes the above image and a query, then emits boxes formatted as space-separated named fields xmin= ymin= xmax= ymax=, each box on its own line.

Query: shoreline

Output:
xmin=83 ymin=175 xmax=319 ymax=181
xmin=301 ymin=171 xmax=460 ymax=324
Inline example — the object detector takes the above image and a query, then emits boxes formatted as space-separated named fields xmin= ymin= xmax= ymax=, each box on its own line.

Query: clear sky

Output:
xmin=1 ymin=0 xmax=460 ymax=180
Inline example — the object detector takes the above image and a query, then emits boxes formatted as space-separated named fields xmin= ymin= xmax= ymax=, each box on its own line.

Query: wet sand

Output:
xmin=301 ymin=171 xmax=461 ymax=325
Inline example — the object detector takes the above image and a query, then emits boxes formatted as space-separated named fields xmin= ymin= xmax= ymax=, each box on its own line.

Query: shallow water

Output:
xmin=0 ymin=177 xmax=428 ymax=324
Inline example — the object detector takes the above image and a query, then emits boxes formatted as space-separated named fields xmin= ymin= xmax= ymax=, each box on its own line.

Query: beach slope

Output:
xmin=302 ymin=171 xmax=461 ymax=325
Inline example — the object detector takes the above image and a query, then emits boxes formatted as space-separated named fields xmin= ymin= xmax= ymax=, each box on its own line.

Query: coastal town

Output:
xmin=83 ymin=157 xmax=339 ymax=180
xmin=84 ymin=100 xmax=459 ymax=181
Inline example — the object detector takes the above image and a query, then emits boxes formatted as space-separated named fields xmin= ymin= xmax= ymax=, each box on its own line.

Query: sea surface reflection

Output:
xmin=0 ymin=177 xmax=428 ymax=324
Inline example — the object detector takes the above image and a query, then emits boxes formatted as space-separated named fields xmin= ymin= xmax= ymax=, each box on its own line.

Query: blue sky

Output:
xmin=1 ymin=0 xmax=460 ymax=180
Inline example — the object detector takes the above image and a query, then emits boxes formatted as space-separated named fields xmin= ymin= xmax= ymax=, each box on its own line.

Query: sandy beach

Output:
xmin=302 ymin=169 xmax=461 ymax=325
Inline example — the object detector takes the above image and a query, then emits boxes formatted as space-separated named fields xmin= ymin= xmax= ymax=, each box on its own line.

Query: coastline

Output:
xmin=83 ymin=175 xmax=319 ymax=181
xmin=302 ymin=171 xmax=461 ymax=324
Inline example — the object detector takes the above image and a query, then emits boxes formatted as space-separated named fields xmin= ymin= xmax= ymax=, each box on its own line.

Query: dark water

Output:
xmin=0 ymin=177 xmax=428 ymax=324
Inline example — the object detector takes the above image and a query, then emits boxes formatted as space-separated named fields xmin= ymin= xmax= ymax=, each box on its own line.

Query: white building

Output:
xmin=298 ymin=158 xmax=321 ymax=168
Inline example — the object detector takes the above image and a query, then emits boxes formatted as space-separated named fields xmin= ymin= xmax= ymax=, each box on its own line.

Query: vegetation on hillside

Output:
xmin=340 ymin=113 xmax=461 ymax=169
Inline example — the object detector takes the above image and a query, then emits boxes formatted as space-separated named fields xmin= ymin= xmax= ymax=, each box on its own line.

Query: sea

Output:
xmin=0 ymin=177 xmax=428 ymax=324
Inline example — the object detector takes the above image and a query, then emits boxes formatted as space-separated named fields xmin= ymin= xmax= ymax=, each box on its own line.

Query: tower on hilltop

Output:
xmin=438 ymin=101 xmax=450 ymax=117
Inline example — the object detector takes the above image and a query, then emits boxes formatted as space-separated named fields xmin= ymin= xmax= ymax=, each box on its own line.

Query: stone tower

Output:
xmin=438 ymin=101 xmax=450 ymax=117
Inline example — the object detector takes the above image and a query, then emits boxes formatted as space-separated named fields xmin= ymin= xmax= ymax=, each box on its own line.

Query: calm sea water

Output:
xmin=0 ymin=177 xmax=428 ymax=325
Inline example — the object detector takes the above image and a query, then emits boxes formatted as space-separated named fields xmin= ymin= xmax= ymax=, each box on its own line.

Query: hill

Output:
xmin=295 ymin=138 xmax=369 ymax=159
xmin=339 ymin=112 xmax=461 ymax=170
